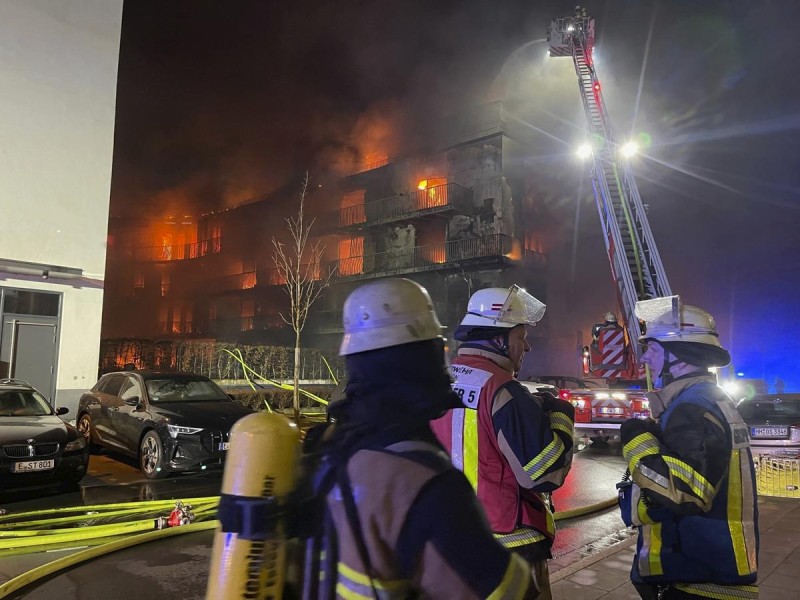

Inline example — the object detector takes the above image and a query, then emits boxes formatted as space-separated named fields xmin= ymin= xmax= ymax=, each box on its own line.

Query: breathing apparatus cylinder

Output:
xmin=206 ymin=412 xmax=300 ymax=600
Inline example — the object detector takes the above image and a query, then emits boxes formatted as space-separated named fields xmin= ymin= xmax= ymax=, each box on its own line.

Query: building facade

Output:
xmin=102 ymin=104 xmax=558 ymax=371
xmin=0 ymin=1 xmax=124 ymax=413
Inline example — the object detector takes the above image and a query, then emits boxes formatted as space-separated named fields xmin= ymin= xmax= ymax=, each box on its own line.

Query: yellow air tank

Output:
xmin=206 ymin=412 xmax=300 ymax=600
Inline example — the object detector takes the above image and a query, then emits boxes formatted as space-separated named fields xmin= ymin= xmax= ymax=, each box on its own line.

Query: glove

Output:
xmin=620 ymin=417 xmax=660 ymax=446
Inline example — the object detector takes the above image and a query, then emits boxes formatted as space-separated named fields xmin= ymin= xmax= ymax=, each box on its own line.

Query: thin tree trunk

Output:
xmin=293 ymin=332 xmax=301 ymax=425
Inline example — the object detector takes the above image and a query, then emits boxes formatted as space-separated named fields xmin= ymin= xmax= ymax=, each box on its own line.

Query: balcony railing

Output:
xmin=158 ymin=321 xmax=195 ymax=335
xmin=329 ymin=234 xmax=517 ymax=281
xmin=132 ymin=236 xmax=222 ymax=262
xmin=338 ymin=183 xmax=472 ymax=228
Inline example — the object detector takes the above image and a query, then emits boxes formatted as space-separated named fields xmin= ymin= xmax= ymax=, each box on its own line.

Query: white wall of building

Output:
xmin=0 ymin=0 xmax=124 ymax=412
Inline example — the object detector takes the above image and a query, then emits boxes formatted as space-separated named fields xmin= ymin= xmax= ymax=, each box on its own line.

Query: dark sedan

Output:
xmin=0 ymin=379 xmax=89 ymax=492
xmin=77 ymin=371 xmax=253 ymax=479
xmin=737 ymin=393 xmax=800 ymax=456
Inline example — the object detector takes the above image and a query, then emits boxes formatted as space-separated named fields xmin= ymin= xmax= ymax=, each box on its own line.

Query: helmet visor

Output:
xmin=497 ymin=285 xmax=546 ymax=326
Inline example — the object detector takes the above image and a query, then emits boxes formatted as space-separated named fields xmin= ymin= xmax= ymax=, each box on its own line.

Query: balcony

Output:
xmin=131 ymin=236 xmax=222 ymax=262
xmin=338 ymin=183 xmax=472 ymax=229
xmin=329 ymin=234 xmax=519 ymax=281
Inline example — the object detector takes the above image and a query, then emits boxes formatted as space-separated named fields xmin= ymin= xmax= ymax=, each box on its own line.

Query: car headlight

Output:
xmin=64 ymin=437 xmax=87 ymax=452
xmin=167 ymin=425 xmax=204 ymax=438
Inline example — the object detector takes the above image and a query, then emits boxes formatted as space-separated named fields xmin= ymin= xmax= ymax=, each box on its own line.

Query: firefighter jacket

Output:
xmin=620 ymin=374 xmax=759 ymax=598
xmin=431 ymin=347 xmax=575 ymax=556
xmin=325 ymin=439 xmax=536 ymax=599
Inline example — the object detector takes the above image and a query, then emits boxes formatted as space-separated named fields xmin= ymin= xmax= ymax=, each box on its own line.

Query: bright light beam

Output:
xmin=576 ymin=143 xmax=592 ymax=159
xmin=621 ymin=142 xmax=638 ymax=158
xmin=630 ymin=2 xmax=658 ymax=138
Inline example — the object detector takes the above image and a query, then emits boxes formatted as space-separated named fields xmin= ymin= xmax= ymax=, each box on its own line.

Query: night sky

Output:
xmin=110 ymin=0 xmax=800 ymax=390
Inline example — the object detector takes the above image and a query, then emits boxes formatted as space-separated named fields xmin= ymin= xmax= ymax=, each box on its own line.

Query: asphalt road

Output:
xmin=0 ymin=443 xmax=631 ymax=599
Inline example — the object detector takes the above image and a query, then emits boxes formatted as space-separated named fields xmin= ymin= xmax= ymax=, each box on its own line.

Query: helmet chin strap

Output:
xmin=658 ymin=348 xmax=681 ymax=386
xmin=488 ymin=330 xmax=511 ymax=357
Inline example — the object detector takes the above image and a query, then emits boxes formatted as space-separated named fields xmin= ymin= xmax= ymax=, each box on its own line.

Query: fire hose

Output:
xmin=0 ymin=491 xmax=619 ymax=598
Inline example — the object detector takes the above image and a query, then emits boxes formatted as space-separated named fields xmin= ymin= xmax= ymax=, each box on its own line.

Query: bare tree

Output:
xmin=272 ymin=173 xmax=334 ymax=423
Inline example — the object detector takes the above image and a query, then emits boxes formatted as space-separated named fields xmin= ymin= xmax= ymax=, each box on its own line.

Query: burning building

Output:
xmin=103 ymin=102 xmax=558 ymax=369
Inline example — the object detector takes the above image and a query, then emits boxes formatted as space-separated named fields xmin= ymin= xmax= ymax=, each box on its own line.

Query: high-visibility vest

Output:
xmin=431 ymin=354 xmax=555 ymax=548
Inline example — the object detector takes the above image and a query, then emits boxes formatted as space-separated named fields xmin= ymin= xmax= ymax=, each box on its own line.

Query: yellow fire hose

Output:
xmin=0 ymin=521 xmax=217 ymax=599
xmin=0 ymin=491 xmax=620 ymax=597
xmin=554 ymin=497 xmax=618 ymax=521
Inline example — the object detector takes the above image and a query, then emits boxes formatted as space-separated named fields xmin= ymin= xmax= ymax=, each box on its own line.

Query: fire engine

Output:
xmin=547 ymin=7 xmax=672 ymax=440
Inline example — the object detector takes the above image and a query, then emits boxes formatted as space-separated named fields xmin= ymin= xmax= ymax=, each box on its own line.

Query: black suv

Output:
xmin=77 ymin=371 xmax=253 ymax=479
xmin=0 ymin=379 xmax=89 ymax=492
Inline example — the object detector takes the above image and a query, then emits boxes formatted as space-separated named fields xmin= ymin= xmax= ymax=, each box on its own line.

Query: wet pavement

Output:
xmin=3 ymin=423 xmax=795 ymax=599
xmin=549 ymin=495 xmax=800 ymax=600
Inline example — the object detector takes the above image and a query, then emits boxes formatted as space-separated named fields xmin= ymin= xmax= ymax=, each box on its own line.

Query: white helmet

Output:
xmin=635 ymin=295 xmax=722 ymax=348
xmin=339 ymin=278 xmax=443 ymax=356
xmin=603 ymin=312 xmax=617 ymax=323
xmin=459 ymin=285 xmax=546 ymax=329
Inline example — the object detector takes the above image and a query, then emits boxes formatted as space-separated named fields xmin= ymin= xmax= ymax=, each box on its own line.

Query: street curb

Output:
xmin=550 ymin=532 xmax=637 ymax=583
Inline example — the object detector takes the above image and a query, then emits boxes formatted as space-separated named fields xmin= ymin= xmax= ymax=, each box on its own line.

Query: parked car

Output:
xmin=0 ymin=378 xmax=89 ymax=492
xmin=736 ymin=393 xmax=800 ymax=456
xmin=77 ymin=371 xmax=253 ymax=479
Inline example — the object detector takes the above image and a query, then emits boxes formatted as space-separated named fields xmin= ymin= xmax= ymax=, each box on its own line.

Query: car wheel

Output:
xmin=139 ymin=431 xmax=168 ymax=479
xmin=77 ymin=414 xmax=96 ymax=453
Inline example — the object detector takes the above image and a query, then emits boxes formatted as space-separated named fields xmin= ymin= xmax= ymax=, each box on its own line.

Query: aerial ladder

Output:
xmin=548 ymin=7 xmax=672 ymax=382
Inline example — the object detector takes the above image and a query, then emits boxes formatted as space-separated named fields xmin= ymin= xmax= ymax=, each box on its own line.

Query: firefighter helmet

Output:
xmin=603 ymin=312 xmax=617 ymax=324
xmin=459 ymin=285 xmax=546 ymax=329
xmin=339 ymin=278 xmax=443 ymax=356
xmin=635 ymin=296 xmax=721 ymax=347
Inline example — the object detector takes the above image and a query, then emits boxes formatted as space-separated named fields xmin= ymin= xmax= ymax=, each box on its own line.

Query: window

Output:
xmin=99 ymin=375 xmax=125 ymax=397
xmin=120 ymin=377 xmax=143 ymax=403
xmin=161 ymin=273 xmax=171 ymax=297
xmin=1 ymin=289 xmax=59 ymax=317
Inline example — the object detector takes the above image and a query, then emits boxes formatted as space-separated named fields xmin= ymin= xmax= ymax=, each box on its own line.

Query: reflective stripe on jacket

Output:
xmin=431 ymin=348 xmax=575 ymax=550
xmin=626 ymin=376 xmax=759 ymax=587
xmin=326 ymin=439 xmax=535 ymax=599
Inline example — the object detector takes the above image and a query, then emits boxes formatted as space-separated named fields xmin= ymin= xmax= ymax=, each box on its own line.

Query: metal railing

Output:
xmin=339 ymin=183 xmax=471 ymax=228
xmin=132 ymin=236 xmax=222 ymax=262
xmin=351 ymin=156 xmax=389 ymax=174
xmin=330 ymin=234 xmax=516 ymax=280
xmin=755 ymin=455 xmax=800 ymax=498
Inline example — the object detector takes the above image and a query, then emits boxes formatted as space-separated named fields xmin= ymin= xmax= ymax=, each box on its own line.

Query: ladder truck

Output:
xmin=545 ymin=7 xmax=673 ymax=439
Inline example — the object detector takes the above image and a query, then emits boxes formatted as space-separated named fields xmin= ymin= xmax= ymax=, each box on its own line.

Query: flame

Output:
xmin=418 ymin=225 xmax=446 ymax=264
xmin=338 ymin=236 xmax=364 ymax=276
xmin=416 ymin=177 xmax=447 ymax=210
xmin=505 ymin=238 xmax=523 ymax=261
xmin=241 ymin=272 xmax=256 ymax=289
xmin=340 ymin=189 xmax=366 ymax=226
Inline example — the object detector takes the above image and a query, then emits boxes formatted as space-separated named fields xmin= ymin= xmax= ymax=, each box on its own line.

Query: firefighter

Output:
xmin=431 ymin=285 xmax=575 ymax=600
xmin=304 ymin=278 xmax=537 ymax=599
xmin=592 ymin=311 xmax=621 ymax=344
xmin=618 ymin=296 xmax=758 ymax=600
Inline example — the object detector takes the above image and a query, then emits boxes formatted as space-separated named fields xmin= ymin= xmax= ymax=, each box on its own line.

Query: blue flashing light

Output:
xmin=736 ymin=372 xmax=745 ymax=377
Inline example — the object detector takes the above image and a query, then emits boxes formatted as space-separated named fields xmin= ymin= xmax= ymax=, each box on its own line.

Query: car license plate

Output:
xmin=751 ymin=426 xmax=788 ymax=438
xmin=13 ymin=459 xmax=55 ymax=473
xmin=218 ymin=442 xmax=230 ymax=451
xmin=599 ymin=407 xmax=624 ymax=415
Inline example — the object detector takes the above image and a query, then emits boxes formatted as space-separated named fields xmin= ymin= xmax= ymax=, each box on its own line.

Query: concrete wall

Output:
xmin=0 ymin=0 xmax=124 ymax=412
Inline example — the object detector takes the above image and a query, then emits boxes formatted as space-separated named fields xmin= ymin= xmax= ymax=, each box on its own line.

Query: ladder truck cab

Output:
xmin=548 ymin=6 xmax=673 ymax=443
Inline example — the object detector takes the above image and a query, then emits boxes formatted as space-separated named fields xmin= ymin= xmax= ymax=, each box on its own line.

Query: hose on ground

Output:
xmin=554 ymin=497 xmax=618 ymax=521
xmin=0 ymin=521 xmax=217 ymax=599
